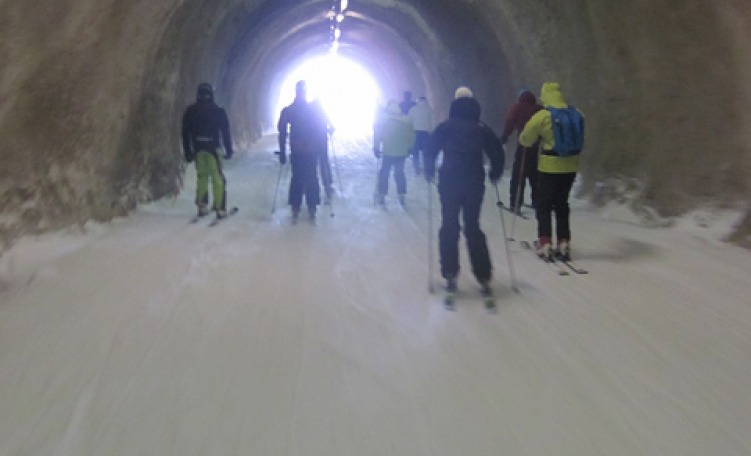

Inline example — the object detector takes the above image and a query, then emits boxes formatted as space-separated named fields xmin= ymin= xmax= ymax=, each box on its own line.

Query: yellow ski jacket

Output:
xmin=519 ymin=82 xmax=582 ymax=174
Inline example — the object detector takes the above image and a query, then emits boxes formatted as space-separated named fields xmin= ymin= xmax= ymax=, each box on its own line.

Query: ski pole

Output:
xmin=328 ymin=132 xmax=343 ymax=195
xmin=427 ymin=179 xmax=435 ymax=294
xmin=271 ymin=151 xmax=284 ymax=214
xmin=494 ymin=183 xmax=520 ymax=293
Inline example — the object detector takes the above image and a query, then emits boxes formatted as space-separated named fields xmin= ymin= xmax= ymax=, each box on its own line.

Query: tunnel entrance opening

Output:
xmin=274 ymin=53 xmax=381 ymax=140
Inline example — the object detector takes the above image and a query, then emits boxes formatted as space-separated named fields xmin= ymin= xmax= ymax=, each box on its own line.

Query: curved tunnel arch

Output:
xmin=1 ymin=0 xmax=750 ymax=246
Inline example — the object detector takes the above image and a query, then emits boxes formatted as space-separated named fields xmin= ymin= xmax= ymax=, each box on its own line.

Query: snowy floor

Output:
xmin=1 ymin=135 xmax=750 ymax=456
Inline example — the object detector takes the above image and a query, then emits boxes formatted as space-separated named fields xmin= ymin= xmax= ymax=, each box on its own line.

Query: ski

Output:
xmin=519 ymin=241 xmax=569 ymax=276
xmin=208 ymin=207 xmax=239 ymax=226
xmin=556 ymin=257 xmax=588 ymax=274
xmin=442 ymin=284 xmax=497 ymax=313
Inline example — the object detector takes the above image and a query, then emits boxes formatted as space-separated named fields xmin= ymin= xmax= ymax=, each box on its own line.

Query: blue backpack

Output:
xmin=547 ymin=106 xmax=585 ymax=156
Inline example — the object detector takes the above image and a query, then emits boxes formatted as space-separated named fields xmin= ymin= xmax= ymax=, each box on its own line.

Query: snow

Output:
xmin=1 ymin=135 xmax=750 ymax=456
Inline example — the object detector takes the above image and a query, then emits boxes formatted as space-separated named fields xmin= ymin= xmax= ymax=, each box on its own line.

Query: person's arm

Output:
xmin=423 ymin=125 xmax=443 ymax=182
xmin=499 ymin=104 xmax=518 ymax=144
xmin=181 ymin=108 xmax=194 ymax=163
xmin=219 ymin=108 xmax=233 ymax=158
xmin=518 ymin=110 xmax=545 ymax=148
xmin=483 ymin=126 xmax=505 ymax=183
xmin=277 ymin=108 xmax=289 ymax=164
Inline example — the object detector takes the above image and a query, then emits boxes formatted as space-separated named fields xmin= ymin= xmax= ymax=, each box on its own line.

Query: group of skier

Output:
xmin=180 ymin=80 xmax=585 ymax=300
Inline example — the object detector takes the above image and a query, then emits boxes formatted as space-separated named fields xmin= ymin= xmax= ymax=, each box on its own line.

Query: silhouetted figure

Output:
xmin=500 ymin=89 xmax=542 ymax=211
xmin=398 ymin=90 xmax=416 ymax=115
xmin=407 ymin=96 xmax=434 ymax=175
xmin=277 ymin=80 xmax=328 ymax=223
xmin=373 ymin=100 xmax=415 ymax=205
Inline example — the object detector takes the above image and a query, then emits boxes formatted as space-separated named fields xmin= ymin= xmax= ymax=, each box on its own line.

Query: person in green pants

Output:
xmin=182 ymin=83 xmax=234 ymax=219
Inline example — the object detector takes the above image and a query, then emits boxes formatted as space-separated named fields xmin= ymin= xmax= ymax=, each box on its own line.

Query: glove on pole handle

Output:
xmin=271 ymin=151 xmax=284 ymax=214
xmin=494 ymin=183 xmax=520 ymax=293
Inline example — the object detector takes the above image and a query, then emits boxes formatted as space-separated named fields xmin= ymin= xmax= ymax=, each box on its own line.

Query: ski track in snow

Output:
xmin=1 ymin=134 xmax=750 ymax=456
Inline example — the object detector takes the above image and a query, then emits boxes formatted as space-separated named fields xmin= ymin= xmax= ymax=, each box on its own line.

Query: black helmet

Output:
xmin=197 ymin=82 xmax=214 ymax=101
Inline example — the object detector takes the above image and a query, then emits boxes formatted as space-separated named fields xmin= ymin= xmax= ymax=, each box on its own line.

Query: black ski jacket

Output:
xmin=425 ymin=97 xmax=504 ymax=189
xmin=182 ymin=100 xmax=233 ymax=161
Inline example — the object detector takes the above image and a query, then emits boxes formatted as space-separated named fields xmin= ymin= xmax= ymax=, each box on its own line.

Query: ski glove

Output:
xmin=185 ymin=150 xmax=195 ymax=163
xmin=373 ymin=148 xmax=382 ymax=159
xmin=279 ymin=152 xmax=287 ymax=165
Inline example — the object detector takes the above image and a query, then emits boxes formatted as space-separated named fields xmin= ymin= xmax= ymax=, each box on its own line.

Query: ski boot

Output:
xmin=555 ymin=240 xmax=571 ymax=262
xmin=535 ymin=237 xmax=554 ymax=262
xmin=480 ymin=280 xmax=496 ymax=312
xmin=444 ymin=276 xmax=457 ymax=310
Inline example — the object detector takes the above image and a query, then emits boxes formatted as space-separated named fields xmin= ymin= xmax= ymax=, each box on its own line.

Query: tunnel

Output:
xmin=1 ymin=0 xmax=750 ymax=249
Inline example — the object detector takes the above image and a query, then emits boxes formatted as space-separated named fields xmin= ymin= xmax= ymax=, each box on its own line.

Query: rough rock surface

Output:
xmin=1 ymin=0 xmax=750 ymax=248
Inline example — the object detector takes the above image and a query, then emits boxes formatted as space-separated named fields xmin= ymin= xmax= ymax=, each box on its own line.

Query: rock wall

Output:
xmin=1 ymin=0 xmax=749 ymax=249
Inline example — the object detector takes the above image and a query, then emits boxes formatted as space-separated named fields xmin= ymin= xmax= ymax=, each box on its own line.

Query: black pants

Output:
xmin=288 ymin=153 xmax=320 ymax=209
xmin=378 ymin=156 xmax=407 ymax=195
xmin=438 ymin=182 xmax=492 ymax=283
xmin=536 ymin=172 xmax=576 ymax=242
xmin=509 ymin=144 xmax=538 ymax=209
xmin=411 ymin=130 xmax=429 ymax=173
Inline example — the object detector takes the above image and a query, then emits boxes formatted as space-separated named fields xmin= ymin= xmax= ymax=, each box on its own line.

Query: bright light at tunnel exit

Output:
xmin=275 ymin=55 xmax=381 ymax=138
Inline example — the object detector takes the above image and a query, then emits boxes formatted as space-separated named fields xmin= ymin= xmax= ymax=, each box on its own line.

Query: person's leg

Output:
xmin=413 ymin=131 xmax=428 ymax=174
xmin=394 ymin=156 xmax=407 ymax=197
xmin=553 ymin=172 xmax=577 ymax=243
xmin=509 ymin=145 xmax=523 ymax=210
xmin=378 ymin=156 xmax=394 ymax=196
xmin=301 ymin=154 xmax=321 ymax=214
xmin=536 ymin=172 xmax=554 ymax=250
xmin=288 ymin=154 xmax=304 ymax=213
xmin=438 ymin=186 xmax=462 ymax=281
xmin=195 ymin=151 xmax=211 ymax=215
xmin=206 ymin=152 xmax=227 ymax=215
xmin=526 ymin=147 xmax=539 ymax=208
xmin=462 ymin=185 xmax=492 ymax=284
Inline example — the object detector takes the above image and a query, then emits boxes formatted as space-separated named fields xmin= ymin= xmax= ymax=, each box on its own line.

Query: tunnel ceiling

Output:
xmin=1 ymin=0 xmax=750 ymax=248
xmin=208 ymin=0 xmax=514 ymax=139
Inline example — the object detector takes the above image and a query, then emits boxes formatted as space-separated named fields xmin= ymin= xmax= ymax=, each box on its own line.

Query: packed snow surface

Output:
xmin=1 ymin=136 xmax=750 ymax=455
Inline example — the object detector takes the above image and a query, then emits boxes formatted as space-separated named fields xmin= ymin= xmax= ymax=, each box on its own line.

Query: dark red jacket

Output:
xmin=500 ymin=91 xmax=542 ymax=144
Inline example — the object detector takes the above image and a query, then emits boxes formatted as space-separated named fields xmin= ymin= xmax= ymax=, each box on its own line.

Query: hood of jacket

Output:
xmin=448 ymin=97 xmax=481 ymax=122
xmin=518 ymin=90 xmax=537 ymax=105
xmin=539 ymin=82 xmax=567 ymax=108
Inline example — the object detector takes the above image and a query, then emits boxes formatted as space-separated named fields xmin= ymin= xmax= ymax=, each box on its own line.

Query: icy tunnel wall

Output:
xmin=0 ymin=0 xmax=750 ymax=249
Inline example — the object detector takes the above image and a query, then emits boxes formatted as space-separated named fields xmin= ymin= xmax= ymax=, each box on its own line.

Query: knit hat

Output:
xmin=454 ymin=86 xmax=473 ymax=99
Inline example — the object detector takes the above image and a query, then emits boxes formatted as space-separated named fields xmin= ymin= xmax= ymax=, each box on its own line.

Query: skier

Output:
xmin=398 ymin=90 xmax=416 ymax=115
xmin=181 ymin=82 xmax=234 ymax=220
xmin=407 ymin=96 xmax=434 ymax=175
xmin=424 ymin=86 xmax=504 ymax=294
xmin=277 ymin=80 xmax=328 ymax=223
xmin=315 ymin=101 xmax=336 ymax=204
xmin=518 ymin=82 xmax=585 ymax=261
xmin=374 ymin=100 xmax=416 ymax=205
xmin=500 ymin=89 xmax=542 ymax=212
